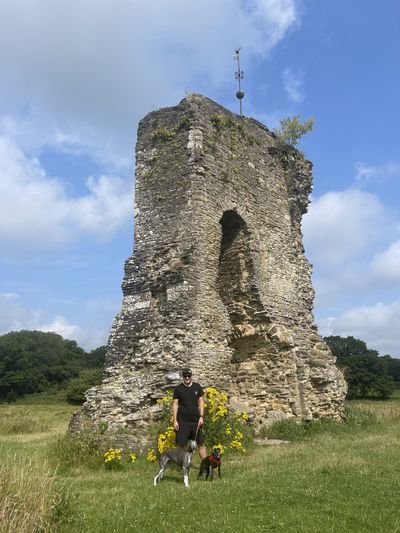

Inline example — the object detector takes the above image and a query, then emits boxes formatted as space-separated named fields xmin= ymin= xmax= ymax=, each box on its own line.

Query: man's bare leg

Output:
xmin=198 ymin=444 xmax=207 ymax=460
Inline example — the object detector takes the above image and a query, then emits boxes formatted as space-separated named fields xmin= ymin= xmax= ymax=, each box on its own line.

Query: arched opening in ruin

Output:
xmin=218 ymin=210 xmax=268 ymax=363
xmin=217 ymin=211 xmax=297 ymax=417
xmin=218 ymin=211 xmax=254 ymax=333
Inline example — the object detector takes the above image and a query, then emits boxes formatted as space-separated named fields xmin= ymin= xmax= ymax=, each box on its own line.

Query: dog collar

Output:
xmin=209 ymin=455 xmax=221 ymax=466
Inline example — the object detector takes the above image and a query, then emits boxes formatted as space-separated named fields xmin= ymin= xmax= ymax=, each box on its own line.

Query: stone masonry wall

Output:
xmin=74 ymin=94 xmax=346 ymax=441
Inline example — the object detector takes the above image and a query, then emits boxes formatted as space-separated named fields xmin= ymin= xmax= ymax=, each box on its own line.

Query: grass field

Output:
xmin=1 ymin=392 xmax=400 ymax=532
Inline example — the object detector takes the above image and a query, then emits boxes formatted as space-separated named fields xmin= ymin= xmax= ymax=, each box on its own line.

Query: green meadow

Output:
xmin=1 ymin=392 xmax=400 ymax=533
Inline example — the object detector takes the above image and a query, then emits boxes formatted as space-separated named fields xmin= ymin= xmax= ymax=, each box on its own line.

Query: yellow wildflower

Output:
xmin=156 ymin=391 xmax=174 ymax=405
xmin=103 ymin=447 xmax=122 ymax=463
xmin=212 ymin=443 xmax=226 ymax=454
xmin=230 ymin=440 xmax=246 ymax=452
xmin=146 ymin=448 xmax=157 ymax=462
xmin=157 ymin=425 xmax=176 ymax=453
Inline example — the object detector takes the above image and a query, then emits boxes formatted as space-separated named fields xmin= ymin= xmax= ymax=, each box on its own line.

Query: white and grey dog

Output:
xmin=153 ymin=440 xmax=197 ymax=487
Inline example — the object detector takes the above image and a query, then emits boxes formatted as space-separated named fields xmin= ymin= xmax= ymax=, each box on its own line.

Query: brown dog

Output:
xmin=198 ymin=447 xmax=221 ymax=481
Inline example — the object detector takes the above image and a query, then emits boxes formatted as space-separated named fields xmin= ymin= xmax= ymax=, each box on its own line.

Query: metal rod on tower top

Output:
xmin=234 ymin=48 xmax=245 ymax=116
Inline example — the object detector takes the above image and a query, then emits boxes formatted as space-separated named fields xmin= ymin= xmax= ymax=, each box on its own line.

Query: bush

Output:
xmin=49 ymin=422 xmax=107 ymax=472
xmin=66 ymin=368 xmax=103 ymax=404
xmin=50 ymin=421 xmax=141 ymax=473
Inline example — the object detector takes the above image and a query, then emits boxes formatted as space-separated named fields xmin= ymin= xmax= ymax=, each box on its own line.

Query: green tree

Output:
xmin=381 ymin=355 xmax=400 ymax=387
xmin=85 ymin=345 xmax=106 ymax=368
xmin=0 ymin=330 xmax=87 ymax=399
xmin=325 ymin=335 xmax=394 ymax=399
xmin=66 ymin=368 xmax=103 ymax=404
xmin=275 ymin=115 xmax=314 ymax=148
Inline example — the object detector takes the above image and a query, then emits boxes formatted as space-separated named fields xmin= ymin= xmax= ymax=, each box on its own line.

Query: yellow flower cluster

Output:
xmin=146 ymin=448 xmax=157 ymax=462
xmin=205 ymin=387 xmax=229 ymax=422
xmin=104 ymin=447 xmax=122 ymax=463
xmin=156 ymin=390 xmax=173 ymax=405
xmin=129 ymin=452 xmax=137 ymax=463
xmin=230 ymin=431 xmax=245 ymax=452
xmin=157 ymin=425 xmax=176 ymax=454
xmin=212 ymin=443 xmax=226 ymax=454
xmin=236 ymin=412 xmax=249 ymax=421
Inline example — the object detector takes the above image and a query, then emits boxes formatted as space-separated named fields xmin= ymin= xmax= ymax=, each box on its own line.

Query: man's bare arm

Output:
xmin=173 ymin=399 xmax=179 ymax=430
xmin=198 ymin=396 xmax=204 ymax=426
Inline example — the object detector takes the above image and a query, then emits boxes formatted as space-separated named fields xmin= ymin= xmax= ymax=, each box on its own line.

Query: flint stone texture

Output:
xmin=73 ymin=94 xmax=346 ymax=443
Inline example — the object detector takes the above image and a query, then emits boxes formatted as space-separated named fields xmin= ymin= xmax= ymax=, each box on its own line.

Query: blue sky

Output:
xmin=0 ymin=1 xmax=399 ymax=356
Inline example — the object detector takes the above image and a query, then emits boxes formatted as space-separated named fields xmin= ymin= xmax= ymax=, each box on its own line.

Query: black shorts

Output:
xmin=175 ymin=419 xmax=205 ymax=447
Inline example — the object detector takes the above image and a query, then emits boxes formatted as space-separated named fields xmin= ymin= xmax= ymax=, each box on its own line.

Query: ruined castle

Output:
xmin=74 ymin=94 xmax=346 ymax=440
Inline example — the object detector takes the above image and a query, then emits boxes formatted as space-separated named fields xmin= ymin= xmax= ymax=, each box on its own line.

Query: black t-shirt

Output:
xmin=173 ymin=382 xmax=204 ymax=422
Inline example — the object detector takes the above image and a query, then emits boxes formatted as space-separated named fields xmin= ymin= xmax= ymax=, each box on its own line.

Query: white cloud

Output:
xmin=36 ymin=315 xmax=108 ymax=351
xmin=282 ymin=67 xmax=305 ymax=102
xmin=37 ymin=314 xmax=110 ymax=351
xmin=318 ymin=300 xmax=400 ymax=357
xmin=355 ymin=162 xmax=400 ymax=186
xmin=0 ymin=293 xmax=42 ymax=333
xmin=303 ymin=185 xmax=400 ymax=325
xmin=0 ymin=0 xmax=301 ymax=166
xmin=0 ymin=136 xmax=132 ymax=252
xmin=305 ymin=186 xmax=400 ymax=357
xmin=303 ymin=188 xmax=387 ymax=268
xmin=37 ymin=315 xmax=82 ymax=343
xmin=248 ymin=0 xmax=299 ymax=50
xmin=69 ymin=175 xmax=132 ymax=240
xmin=0 ymin=293 xmax=109 ymax=350
xmin=369 ymin=240 xmax=400 ymax=284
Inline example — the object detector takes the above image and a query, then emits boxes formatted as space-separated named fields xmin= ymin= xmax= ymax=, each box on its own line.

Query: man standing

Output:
xmin=173 ymin=368 xmax=207 ymax=460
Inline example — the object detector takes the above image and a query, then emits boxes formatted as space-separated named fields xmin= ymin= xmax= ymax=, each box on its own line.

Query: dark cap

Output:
xmin=182 ymin=368 xmax=192 ymax=377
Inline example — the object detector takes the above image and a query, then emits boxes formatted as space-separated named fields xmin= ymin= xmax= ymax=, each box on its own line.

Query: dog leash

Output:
xmin=194 ymin=418 xmax=201 ymax=442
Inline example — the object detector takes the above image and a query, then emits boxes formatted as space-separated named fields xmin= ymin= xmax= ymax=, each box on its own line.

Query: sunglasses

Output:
xmin=183 ymin=374 xmax=192 ymax=378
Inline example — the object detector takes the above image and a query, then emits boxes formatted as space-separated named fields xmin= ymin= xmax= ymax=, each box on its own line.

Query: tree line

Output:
xmin=325 ymin=335 xmax=400 ymax=399
xmin=1 ymin=330 xmax=399 ymax=403
xmin=0 ymin=330 xmax=105 ymax=403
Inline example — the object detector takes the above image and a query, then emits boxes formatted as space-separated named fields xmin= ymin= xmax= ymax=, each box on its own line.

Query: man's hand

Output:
xmin=198 ymin=416 xmax=204 ymax=426
xmin=173 ymin=420 xmax=179 ymax=431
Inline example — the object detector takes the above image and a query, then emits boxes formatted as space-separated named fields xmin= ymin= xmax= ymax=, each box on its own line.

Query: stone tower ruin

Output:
xmin=78 ymin=94 xmax=346 ymax=439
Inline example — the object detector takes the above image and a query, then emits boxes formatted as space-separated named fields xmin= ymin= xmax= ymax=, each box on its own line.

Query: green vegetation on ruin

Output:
xmin=150 ymin=115 xmax=192 ymax=144
xmin=151 ymin=127 xmax=177 ymax=142
xmin=209 ymin=112 xmax=260 ymax=146
xmin=273 ymin=115 xmax=314 ymax=169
